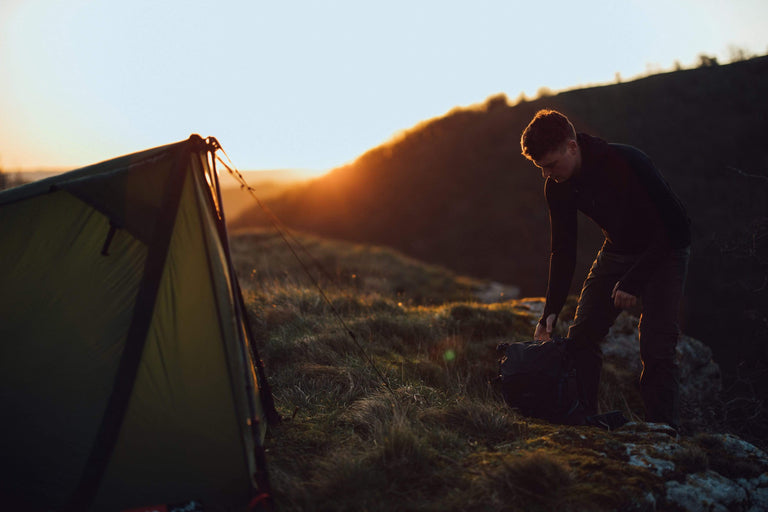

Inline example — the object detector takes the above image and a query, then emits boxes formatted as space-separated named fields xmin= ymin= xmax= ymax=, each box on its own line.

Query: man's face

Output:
xmin=533 ymin=139 xmax=580 ymax=183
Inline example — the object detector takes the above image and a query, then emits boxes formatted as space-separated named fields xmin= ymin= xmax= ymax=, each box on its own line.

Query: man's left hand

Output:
xmin=612 ymin=282 xmax=637 ymax=309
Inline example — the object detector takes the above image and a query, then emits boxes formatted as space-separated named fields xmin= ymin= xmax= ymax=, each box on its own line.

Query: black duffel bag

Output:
xmin=496 ymin=337 xmax=586 ymax=425
xmin=496 ymin=338 xmax=628 ymax=429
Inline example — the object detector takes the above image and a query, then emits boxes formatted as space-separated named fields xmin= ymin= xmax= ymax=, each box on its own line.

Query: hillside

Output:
xmin=221 ymin=176 xmax=310 ymax=220
xmin=231 ymin=56 xmax=768 ymax=390
xmin=232 ymin=230 xmax=768 ymax=511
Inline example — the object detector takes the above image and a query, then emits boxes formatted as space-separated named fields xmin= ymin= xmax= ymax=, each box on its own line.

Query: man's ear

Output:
xmin=567 ymin=138 xmax=579 ymax=154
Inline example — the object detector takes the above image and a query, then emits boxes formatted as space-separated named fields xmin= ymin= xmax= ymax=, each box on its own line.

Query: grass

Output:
xmin=232 ymin=228 xmax=755 ymax=511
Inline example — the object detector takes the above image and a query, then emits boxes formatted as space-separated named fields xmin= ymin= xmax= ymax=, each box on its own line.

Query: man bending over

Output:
xmin=520 ymin=109 xmax=691 ymax=429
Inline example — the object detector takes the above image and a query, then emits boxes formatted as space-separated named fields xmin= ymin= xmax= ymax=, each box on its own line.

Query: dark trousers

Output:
xmin=568 ymin=247 xmax=689 ymax=427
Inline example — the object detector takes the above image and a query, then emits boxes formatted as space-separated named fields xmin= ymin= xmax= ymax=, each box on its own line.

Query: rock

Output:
xmin=626 ymin=443 xmax=677 ymax=476
xmin=719 ymin=433 xmax=768 ymax=465
xmin=475 ymin=281 xmax=520 ymax=303
xmin=613 ymin=427 xmax=768 ymax=511
xmin=602 ymin=312 xmax=722 ymax=431
xmin=740 ymin=473 xmax=768 ymax=512
xmin=535 ymin=422 xmax=768 ymax=511
xmin=616 ymin=422 xmax=681 ymax=477
xmin=620 ymin=420 xmax=680 ymax=439
xmin=666 ymin=471 xmax=749 ymax=512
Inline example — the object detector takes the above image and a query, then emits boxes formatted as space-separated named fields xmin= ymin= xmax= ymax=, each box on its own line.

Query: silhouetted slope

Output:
xmin=235 ymin=101 xmax=555 ymax=289
xmin=232 ymin=56 xmax=768 ymax=382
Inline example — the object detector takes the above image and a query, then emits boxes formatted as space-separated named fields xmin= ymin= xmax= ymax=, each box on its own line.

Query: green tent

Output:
xmin=0 ymin=135 xmax=278 ymax=511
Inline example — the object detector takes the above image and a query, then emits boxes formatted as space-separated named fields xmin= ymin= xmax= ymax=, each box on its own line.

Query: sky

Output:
xmin=1 ymin=0 xmax=767 ymax=176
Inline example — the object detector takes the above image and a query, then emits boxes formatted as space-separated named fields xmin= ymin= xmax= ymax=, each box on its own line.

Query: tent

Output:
xmin=0 ymin=135 xmax=278 ymax=511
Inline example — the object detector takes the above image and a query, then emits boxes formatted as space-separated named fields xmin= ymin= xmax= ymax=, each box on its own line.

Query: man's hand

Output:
xmin=612 ymin=282 xmax=637 ymax=309
xmin=534 ymin=313 xmax=556 ymax=341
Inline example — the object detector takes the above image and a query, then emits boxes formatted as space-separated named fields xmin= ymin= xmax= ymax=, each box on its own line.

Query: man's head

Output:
xmin=520 ymin=109 xmax=581 ymax=183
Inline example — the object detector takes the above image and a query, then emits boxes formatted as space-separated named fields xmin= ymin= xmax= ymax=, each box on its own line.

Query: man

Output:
xmin=520 ymin=109 xmax=691 ymax=429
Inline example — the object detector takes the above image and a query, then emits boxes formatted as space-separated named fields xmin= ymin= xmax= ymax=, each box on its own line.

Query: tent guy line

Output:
xmin=214 ymin=145 xmax=396 ymax=397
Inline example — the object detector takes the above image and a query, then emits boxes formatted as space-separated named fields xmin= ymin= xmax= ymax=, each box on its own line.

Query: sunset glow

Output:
xmin=1 ymin=0 xmax=766 ymax=175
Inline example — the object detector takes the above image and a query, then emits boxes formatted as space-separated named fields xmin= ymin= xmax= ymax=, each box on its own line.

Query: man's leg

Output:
xmin=638 ymin=247 xmax=689 ymax=428
xmin=568 ymin=250 xmax=628 ymax=415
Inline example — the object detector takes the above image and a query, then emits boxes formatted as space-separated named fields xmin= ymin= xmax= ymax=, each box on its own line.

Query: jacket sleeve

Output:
xmin=541 ymin=179 xmax=577 ymax=325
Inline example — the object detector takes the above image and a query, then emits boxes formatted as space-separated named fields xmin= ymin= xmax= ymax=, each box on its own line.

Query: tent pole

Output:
xmin=207 ymin=142 xmax=279 ymax=510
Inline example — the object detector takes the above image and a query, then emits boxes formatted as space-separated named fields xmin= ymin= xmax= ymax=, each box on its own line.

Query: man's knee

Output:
xmin=569 ymin=316 xmax=615 ymax=347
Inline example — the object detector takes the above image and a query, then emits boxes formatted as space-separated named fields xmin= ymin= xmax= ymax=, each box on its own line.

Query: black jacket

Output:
xmin=541 ymin=134 xmax=690 ymax=324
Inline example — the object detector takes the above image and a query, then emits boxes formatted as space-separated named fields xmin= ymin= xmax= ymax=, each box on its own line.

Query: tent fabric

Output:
xmin=0 ymin=135 xmax=275 ymax=511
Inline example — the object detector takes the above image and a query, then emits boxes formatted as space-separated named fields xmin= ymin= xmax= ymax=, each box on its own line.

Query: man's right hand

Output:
xmin=534 ymin=313 xmax=556 ymax=341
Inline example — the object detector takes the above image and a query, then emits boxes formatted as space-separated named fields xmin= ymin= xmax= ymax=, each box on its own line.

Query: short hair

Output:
xmin=520 ymin=109 xmax=577 ymax=162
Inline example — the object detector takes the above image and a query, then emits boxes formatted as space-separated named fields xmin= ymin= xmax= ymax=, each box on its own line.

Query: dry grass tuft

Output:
xmin=475 ymin=450 xmax=574 ymax=512
xmin=420 ymin=399 xmax=528 ymax=445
